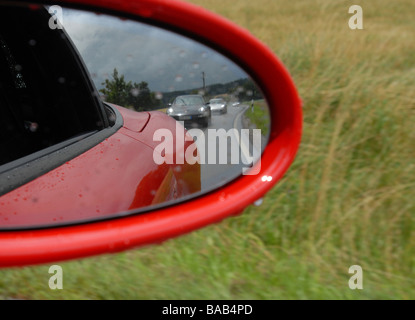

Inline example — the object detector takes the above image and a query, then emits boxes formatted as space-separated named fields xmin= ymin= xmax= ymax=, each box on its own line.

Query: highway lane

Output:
xmin=185 ymin=104 xmax=261 ymax=192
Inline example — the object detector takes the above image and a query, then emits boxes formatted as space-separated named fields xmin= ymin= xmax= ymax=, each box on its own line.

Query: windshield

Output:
xmin=174 ymin=96 xmax=205 ymax=106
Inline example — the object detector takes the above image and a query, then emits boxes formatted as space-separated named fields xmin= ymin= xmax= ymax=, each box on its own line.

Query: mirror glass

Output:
xmin=0 ymin=4 xmax=270 ymax=229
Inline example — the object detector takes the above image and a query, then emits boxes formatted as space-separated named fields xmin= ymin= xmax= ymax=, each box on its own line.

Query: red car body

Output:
xmin=0 ymin=106 xmax=200 ymax=229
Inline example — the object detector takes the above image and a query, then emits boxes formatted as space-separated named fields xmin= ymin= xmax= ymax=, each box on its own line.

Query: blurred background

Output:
xmin=1 ymin=0 xmax=414 ymax=299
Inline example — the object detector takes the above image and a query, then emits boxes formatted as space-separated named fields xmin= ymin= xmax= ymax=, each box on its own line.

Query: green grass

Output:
xmin=1 ymin=0 xmax=414 ymax=299
xmin=243 ymin=100 xmax=270 ymax=137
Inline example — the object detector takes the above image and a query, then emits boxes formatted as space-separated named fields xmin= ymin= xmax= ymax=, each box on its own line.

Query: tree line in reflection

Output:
xmin=100 ymin=68 xmax=263 ymax=111
xmin=99 ymin=69 xmax=160 ymax=111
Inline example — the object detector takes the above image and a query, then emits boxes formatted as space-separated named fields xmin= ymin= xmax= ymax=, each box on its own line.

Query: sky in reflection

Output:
xmin=61 ymin=8 xmax=247 ymax=93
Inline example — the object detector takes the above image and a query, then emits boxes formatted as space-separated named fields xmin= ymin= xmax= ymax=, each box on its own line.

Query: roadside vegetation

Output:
xmin=0 ymin=0 xmax=414 ymax=299
xmin=243 ymin=100 xmax=270 ymax=137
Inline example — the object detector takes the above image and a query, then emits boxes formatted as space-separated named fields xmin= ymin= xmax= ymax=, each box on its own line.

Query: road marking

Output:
xmin=186 ymin=105 xmax=260 ymax=167
xmin=233 ymin=105 xmax=260 ymax=166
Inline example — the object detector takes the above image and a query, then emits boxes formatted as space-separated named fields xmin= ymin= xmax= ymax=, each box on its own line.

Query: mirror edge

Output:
xmin=0 ymin=0 xmax=302 ymax=267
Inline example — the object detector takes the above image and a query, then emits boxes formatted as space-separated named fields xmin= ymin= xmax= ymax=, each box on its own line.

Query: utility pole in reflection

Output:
xmin=202 ymin=72 xmax=206 ymax=93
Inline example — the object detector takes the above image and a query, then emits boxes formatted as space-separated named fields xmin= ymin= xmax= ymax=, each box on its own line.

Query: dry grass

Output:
xmin=0 ymin=0 xmax=414 ymax=299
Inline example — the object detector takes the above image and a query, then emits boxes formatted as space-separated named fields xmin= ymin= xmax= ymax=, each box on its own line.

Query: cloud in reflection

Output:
xmin=62 ymin=8 xmax=247 ymax=93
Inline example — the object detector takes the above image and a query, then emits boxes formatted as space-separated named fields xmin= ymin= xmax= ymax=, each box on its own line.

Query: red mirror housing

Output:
xmin=0 ymin=0 xmax=302 ymax=267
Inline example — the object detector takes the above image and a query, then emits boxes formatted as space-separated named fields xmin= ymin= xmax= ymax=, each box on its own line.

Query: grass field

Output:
xmin=0 ymin=0 xmax=414 ymax=299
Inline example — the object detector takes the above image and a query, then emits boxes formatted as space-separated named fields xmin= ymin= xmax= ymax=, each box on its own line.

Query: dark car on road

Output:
xmin=167 ymin=94 xmax=211 ymax=127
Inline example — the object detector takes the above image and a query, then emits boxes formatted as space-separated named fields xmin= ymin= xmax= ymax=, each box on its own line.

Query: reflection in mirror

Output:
xmin=0 ymin=4 xmax=270 ymax=229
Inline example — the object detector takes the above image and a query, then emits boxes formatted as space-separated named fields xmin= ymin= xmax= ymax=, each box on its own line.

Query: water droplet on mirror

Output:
xmin=192 ymin=62 xmax=200 ymax=69
xmin=155 ymin=92 xmax=163 ymax=100
xmin=58 ymin=77 xmax=66 ymax=84
xmin=218 ymin=193 xmax=227 ymax=202
xmin=131 ymin=88 xmax=140 ymax=97
xmin=28 ymin=39 xmax=36 ymax=46
xmin=261 ymin=175 xmax=272 ymax=182
xmin=175 ymin=75 xmax=183 ymax=82
xmin=253 ymin=198 xmax=263 ymax=207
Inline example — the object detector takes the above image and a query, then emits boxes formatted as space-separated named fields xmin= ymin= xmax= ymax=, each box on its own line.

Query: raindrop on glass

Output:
xmin=253 ymin=198 xmax=263 ymax=207
xmin=131 ymin=88 xmax=140 ymax=97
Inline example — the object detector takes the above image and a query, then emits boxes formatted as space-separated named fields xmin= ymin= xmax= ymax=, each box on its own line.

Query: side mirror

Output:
xmin=0 ymin=0 xmax=302 ymax=267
